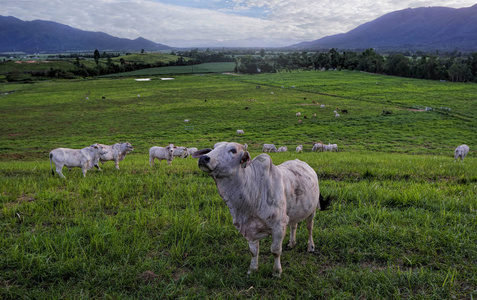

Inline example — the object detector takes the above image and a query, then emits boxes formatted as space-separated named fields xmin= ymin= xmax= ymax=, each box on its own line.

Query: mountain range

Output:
xmin=0 ymin=16 xmax=170 ymax=53
xmin=290 ymin=5 xmax=477 ymax=51
xmin=1 ymin=4 xmax=477 ymax=53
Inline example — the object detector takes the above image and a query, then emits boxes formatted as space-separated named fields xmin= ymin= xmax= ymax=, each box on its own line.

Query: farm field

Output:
xmin=1 ymin=70 xmax=477 ymax=298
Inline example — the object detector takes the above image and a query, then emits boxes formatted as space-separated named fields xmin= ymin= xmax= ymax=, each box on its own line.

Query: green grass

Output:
xmin=1 ymin=70 xmax=477 ymax=298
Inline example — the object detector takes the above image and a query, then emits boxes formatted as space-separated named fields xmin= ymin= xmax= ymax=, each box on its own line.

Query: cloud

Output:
xmin=2 ymin=0 xmax=476 ymax=47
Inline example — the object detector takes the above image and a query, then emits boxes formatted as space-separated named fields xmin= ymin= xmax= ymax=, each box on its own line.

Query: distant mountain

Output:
xmin=290 ymin=5 xmax=477 ymax=51
xmin=0 ymin=16 xmax=171 ymax=53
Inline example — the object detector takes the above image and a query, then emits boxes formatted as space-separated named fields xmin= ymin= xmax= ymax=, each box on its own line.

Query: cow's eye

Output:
xmin=230 ymin=149 xmax=237 ymax=154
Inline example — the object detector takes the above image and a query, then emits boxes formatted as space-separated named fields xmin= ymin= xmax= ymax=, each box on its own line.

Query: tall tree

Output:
xmin=93 ymin=49 xmax=100 ymax=65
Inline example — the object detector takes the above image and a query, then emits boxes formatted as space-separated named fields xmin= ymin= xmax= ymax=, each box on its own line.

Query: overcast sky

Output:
xmin=2 ymin=0 xmax=476 ymax=47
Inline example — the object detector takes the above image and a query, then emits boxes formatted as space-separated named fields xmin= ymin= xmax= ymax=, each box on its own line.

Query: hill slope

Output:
xmin=290 ymin=5 xmax=477 ymax=51
xmin=0 ymin=16 xmax=171 ymax=53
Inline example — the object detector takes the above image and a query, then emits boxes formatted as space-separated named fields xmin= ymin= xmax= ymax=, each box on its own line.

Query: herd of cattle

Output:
xmin=48 ymin=141 xmax=470 ymax=179
xmin=47 ymin=140 xmax=470 ymax=276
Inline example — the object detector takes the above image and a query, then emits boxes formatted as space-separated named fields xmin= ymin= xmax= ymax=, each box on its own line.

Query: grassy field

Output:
xmin=1 ymin=70 xmax=477 ymax=298
xmin=102 ymin=62 xmax=236 ymax=77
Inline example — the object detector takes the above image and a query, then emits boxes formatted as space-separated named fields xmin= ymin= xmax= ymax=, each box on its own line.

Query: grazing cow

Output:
xmin=313 ymin=113 xmax=317 ymax=118
xmin=341 ymin=109 xmax=348 ymax=113
xmin=296 ymin=112 xmax=301 ymax=117
xmin=237 ymin=129 xmax=245 ymax=135
xmin=278 ymin=146 xmax=288 ymax=152
xmin=243 ymin=143 xmax=248 ymax=151
xmin=320 ymin=105 xmax=325 ymax=108
xmin=149 ymin=144 xmax=176 ymax=166
xmin=173 ymin=146 xmax=189 ymax=158
xmin=184 ymin=119 xmax=190 ymax=123
xmin=94 ymin=142 xmax=134 ymax=170
xmin=296 ymin=145 xmax=303 ymax=153
xmin=192 ymin=142 xmax=331 ymax=277
xmin=311 ymin=142 xmax=324 ymax=152
xmin=335 ymin=114 xmax=340 ymax=118
xmin=187 ymin=147 xmax=198 ymax=157
xmin=454 ymin=145 xmax=469 ymax=161
xmin=49 ymin=144 xmax=107 ymax=178
xmin=298 ymin=119 xmax=303 ymax=123
xmin=262 ymin=144 xmax=278 ymax=153
xmin=324 ymin=143 xmax=338 ymax=152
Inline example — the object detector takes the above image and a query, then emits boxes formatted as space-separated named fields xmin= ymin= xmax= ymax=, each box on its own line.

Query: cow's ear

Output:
xmin=241 ymin=151 xmax=251 ymax=168
xmin=192 ymin=148 xmax=212 ymax=158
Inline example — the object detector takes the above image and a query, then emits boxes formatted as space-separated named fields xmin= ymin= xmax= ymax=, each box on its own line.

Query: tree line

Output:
xmin=235 ymin=49 xmax=477 ymax=82
xmin=5 ymin=48 xmax=477 ymax=83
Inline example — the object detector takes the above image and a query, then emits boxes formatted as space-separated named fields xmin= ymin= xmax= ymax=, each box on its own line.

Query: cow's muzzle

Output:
xmin=198 ymin=155 xmax=211 ymax=171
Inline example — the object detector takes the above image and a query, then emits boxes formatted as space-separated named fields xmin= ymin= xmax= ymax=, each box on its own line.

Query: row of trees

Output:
xmin=235 ymin=49 xmax=477 ymax=82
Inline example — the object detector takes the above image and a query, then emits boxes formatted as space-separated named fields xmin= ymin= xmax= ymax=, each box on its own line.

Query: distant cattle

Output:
xmin=94 ymin=142 xmax=134 ymax=170
xmin=262 ymin=144 xmax=278 ymax=153
xmin=296 ymin=145 xmax=303 ymax=153
xmin=149 ymin=144 xmax=177 ymax=166
xmin=237 ymin=129 xmax=245 ymax=135
xmin=454 ymin=145 xmax=469 ymax=161
xmin=278 ymin=146 xmax=288 ymax=152
xmin=311 ymin=142 xmax=324 ymax=152
xmin=173 ymin=146 xmax=189 ymax=158
xmin=187 ymin=147 xmax=198 ymax=157
xmin=49 ymin=144 xmax=107 ymax=178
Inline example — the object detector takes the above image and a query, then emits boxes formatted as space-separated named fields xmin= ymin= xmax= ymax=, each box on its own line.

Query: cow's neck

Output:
xmin=213 ymin=165 xmax=260 ymax=208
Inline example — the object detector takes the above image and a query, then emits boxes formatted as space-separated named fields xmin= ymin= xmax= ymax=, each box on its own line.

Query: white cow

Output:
xmin=214 ymin=142 xmax=228 ymax=149
xmin=49 ymin=144 xmax=107 ymax=178
xmin=187 ymin=147 xmax=198 ymax=157
xmin=173 ymin=146 xmax=189 ymax=158
xmin=296 ymin=145 xmax=303 ymax=153
xmin=192 ymin=142 xmax=331 ymax=277
xmin=278 ymin=146 xmax=288 ymax=152
xmin=94 ymin=142 xmax=134 ymax=170
xmin=323 ymin=143 xmax=338 ymax=152
xmin=237 ymin=129 xmax=245 ymax=135
xmin=296 ymin=112 xmax=301 ymax=117
xmin=149 ymin=144 xmax=176 ymax=166
xmin=262 ymin=144 xmax=278 ymax=153
xmin=243 ymin=143 xmax=248 ymax=151
xmin=454 ymin=145 xmax=469 ymax=161
xmin=311 ymin=142 xmax=324 ymax=152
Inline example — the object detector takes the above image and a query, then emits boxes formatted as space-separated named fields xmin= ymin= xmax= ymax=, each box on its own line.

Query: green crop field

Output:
xmin=1 ymin=70 xmax=477 ymax=299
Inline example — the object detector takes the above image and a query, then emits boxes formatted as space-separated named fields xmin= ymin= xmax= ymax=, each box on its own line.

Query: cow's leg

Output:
xmin=271 ymin=225 xmax=286 ymax=277
xmin=115 ymin=160 xmax=120 ymax=170
xmin=56 ymin=164 xmax=66 ymax=179
xmin=247 ymin=240 xmax=259 ymax=275
xmin=94 ymin=163 xmax=102 ymax=170
xmin=287 ymin=223 xmax=297 ymax=248
xmin=82 ymin=165 xmax=88 ymax=177
xmin=149 ymin=156 xmax=155 ymax=167
xmin=306 ymin=212 xmax=316 ymax=252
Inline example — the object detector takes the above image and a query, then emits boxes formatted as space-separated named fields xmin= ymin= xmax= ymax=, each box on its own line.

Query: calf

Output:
xmin=94 ymin=142 xmax=134 ymax=170
xmin=193 ymin=143 xmax=330 ymax=277
xmin=149 ymin=144 xmax=176 ymax=166
xmin=49 ymin=144 xmax=107 ymax=178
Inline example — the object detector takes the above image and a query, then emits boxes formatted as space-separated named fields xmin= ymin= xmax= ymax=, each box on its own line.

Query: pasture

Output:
xmin=1 ymin=71 xmax=477 ymax=298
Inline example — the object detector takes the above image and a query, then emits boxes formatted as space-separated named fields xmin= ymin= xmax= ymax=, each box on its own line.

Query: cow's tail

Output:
xmin=49 ymin=153 xmax=55 ymax=176
xmin=319 ymin=193 xmax=333 ymax=211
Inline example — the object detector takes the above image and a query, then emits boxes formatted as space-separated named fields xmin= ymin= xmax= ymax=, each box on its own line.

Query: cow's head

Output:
xmin=193 ymin=142 xmax=251 ymax=177
xmin=123 ymin=142 xmax=134 ymax=153
xmin=91 ymin=143 xmax=108 ymax=155
xmin=165 ymin=144 xmax=176 ymax=155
